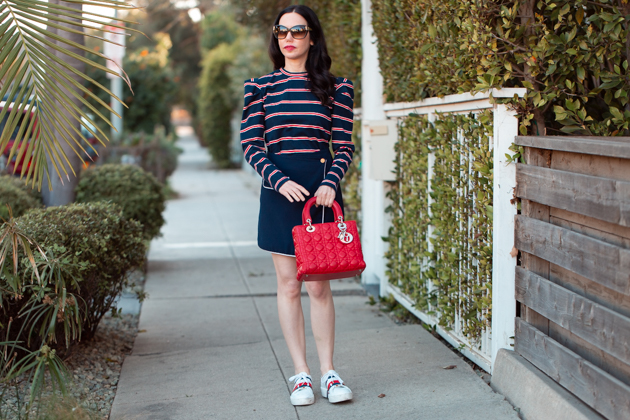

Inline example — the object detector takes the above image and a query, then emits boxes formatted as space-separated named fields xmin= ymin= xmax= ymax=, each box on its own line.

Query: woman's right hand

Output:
xmin=278 ymin=181 xmax=310 ymax=203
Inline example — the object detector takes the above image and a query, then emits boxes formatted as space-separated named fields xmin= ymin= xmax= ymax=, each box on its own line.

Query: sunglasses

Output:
xmin=273 ymin=25 xmax=312 ymax=40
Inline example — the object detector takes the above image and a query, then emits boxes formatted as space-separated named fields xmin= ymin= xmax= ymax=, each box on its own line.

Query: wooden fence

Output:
xmin=513 ymin=135 xmax=630 ymax=420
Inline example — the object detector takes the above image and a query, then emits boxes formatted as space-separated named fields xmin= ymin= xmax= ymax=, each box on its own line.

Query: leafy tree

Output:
xmin=197 ymin=7 xmax=273 ymax=167
xmin=85 ymin=34 xmax=177 ymax=136
xmin=121 ymin=49 xmax=178 ymax=134
xmin=201 ymin=9 xmax=242 ymax=51
xmin=125 ymin=0 xmax=202 ymax=130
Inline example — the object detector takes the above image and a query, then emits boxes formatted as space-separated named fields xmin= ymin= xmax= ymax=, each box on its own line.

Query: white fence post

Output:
xmin=360 ymin=0 xmax=387 ymax=292
xmin=490 ymin=103 xmax=519 ymax=371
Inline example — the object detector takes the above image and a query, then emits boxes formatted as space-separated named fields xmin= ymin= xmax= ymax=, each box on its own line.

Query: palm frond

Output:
xmin=0 ymin=208 xmax=46 ymax=283
xmin=0 ymin=0 xmax=141 ymax=188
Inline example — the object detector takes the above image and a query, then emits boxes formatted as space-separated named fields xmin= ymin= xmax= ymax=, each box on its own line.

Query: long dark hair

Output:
xmin=268 ymin=5 xmax=336 ymax=107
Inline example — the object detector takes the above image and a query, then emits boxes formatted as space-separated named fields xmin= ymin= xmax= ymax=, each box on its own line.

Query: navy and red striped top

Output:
xmin=240 ymin=68 xmax=355 ymax=192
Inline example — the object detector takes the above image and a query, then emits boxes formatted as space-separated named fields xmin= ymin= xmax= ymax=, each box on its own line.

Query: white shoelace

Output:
xmin=289 ymin=372 xmax=312 ymax=391
xmin=323 ymin=370 xmax=346 ymax=390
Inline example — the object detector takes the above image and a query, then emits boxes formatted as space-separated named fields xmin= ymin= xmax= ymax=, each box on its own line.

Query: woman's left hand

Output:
xmin=314 ymin=185 xmax=336 ymax=207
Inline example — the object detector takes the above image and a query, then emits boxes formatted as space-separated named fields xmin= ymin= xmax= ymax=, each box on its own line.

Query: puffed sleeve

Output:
xmin=321 ymin=79 xmax=355 ymax=190
xmin=240 ymin=78 xmax=290 ymax=191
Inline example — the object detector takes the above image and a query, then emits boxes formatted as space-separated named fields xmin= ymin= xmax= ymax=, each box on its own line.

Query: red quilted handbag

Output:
xmin=292 ymin=198 xmax=366 ymax=281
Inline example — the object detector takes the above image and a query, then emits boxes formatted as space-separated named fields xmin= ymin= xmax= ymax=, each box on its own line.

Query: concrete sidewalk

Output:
xmin=110 ymin=127 xmax=519 ymax=420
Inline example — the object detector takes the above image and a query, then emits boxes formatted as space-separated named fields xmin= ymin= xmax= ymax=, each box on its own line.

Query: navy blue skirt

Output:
xmin=258 ymin=150 xmax=344 ymax=256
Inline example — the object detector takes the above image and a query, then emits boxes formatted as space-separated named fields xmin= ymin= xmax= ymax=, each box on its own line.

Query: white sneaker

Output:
xmin=321 ymin=370 xmax=353 ymax=403
xmin=289 ymin=372 xmax=315 ymax=406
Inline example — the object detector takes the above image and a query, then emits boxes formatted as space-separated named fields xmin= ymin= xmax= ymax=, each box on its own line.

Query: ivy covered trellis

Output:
xmin=386 ymin=110 xmax=494 ymax=345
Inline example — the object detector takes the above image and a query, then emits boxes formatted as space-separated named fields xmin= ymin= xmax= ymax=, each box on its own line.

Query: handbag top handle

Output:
xmin=301 ymin=197 xmax=343 ymax=225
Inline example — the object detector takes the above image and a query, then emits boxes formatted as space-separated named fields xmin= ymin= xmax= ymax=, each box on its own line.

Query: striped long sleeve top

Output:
xmin=240 ymin=68 xmax=355 ymax=192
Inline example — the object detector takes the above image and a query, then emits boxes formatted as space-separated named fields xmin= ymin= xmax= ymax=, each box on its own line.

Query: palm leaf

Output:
xmin=0 ymin=0 xmax=141 ymax=189
xmin=0 ymin=208 xmax=46 ymax=284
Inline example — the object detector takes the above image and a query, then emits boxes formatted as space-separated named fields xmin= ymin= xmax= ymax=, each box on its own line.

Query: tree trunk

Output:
xmin=42 ymin=1 xmax=85 ymax=206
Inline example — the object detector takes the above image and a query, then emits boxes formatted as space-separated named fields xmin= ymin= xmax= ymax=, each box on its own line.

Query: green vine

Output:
xmin=386 ymin=116 xmax=431 ymax=309
xmin=386 ymin=110 xmax=493 ymax=345
xmin=342 ymin=123 xmax=362 ymax=229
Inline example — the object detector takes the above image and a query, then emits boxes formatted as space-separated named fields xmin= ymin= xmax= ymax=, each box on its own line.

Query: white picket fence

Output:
xmin=360 ymin=88 xmax=526 ymax=372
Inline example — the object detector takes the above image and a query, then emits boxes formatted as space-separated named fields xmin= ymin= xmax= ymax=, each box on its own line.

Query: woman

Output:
xmin=240 ymin=4 xmax=355 ymax=407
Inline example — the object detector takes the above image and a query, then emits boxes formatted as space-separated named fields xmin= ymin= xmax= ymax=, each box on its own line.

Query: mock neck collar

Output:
xmin=280 ymin=67 xmax=307 ymax=76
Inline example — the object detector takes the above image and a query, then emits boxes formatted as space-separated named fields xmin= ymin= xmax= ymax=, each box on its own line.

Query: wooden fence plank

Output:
xmin=520 ymin=147 xmax=552 ymax=334
xmin=551 ymin=208 xmax=630 ymax=243
xmin=515 ymin=318 xmax=630 ymax=420
xmin=516 ymin=164 xmax=630 ymax=227
xmin=550 ymin=264 xmax=630 ymax=319
xmin=551 ymin=215 xmax=630 ymax=252
xmin=515 ymin=267 xmax=630 ymax=366
xmin=515 ymin=215 xmax=630 ymax=296
xmin=548 ymin=319 xmax=630 ymax=387
xmin=515 ymin=136 xmax=630 ymax=159
xmin=550 ymin=151 xmax=630 ymax=182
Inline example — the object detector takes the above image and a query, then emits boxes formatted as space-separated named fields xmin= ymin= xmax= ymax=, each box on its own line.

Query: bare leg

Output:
xmin=272 ymin=253 xmax=309 ymax=375
xmin=305 ymin=280 xmax=335 ymax=376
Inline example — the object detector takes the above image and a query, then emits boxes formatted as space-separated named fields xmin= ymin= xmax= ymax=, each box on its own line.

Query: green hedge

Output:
xmin=198 ymin=42 xmax=237 ymax=168
xmin=1 ymin=175 xmax=42 ymax=201
xmin=386 ymin=111 xmax=493 ymax=342
xmin=314 ymin=0 xmax=362 ymax=106
xmin=75 ymin=164 xmax=166 ymax=240
xmin=0 ymin=178 xmax=41 ymax=220
xmin=372 ymin=0 xmax=630 ymax=136
xmin=1 ymin=202 xmax=146 ymax=343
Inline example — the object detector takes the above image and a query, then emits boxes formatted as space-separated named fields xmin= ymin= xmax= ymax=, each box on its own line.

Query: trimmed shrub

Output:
xmin=1 ymin=175 xmax=42 ymax=201
xmin=75 ymin=164 xmax=166 ymax=240
xmin=104 ymin=129 xmax=182 ymax=183
xmin=0 ymin=179 xmax=41 ymax=219
xmin=137 ymin=133 xmax=181 ymax=183
xmin=1 ymin=202 xmax=146 ymax=342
